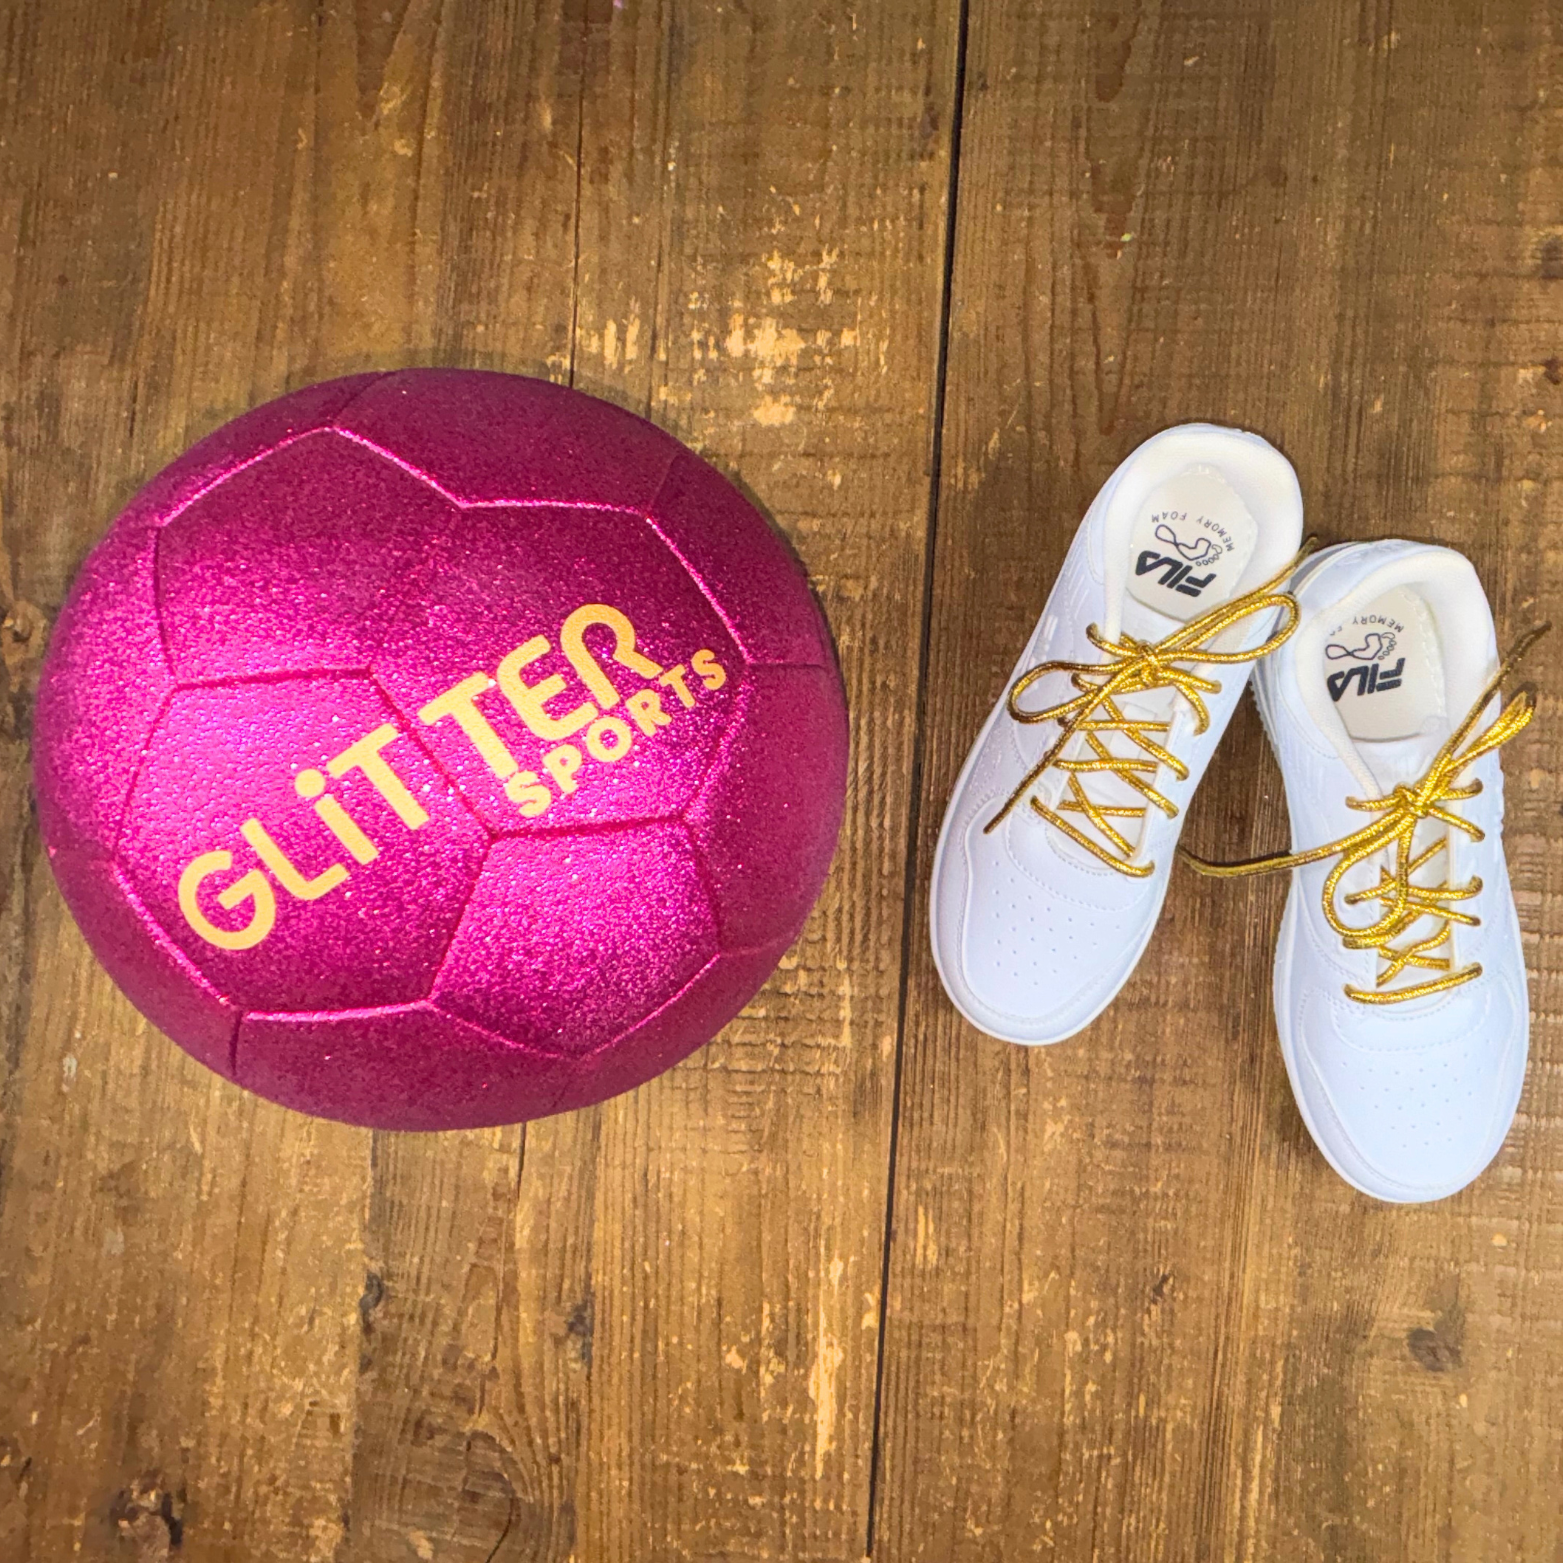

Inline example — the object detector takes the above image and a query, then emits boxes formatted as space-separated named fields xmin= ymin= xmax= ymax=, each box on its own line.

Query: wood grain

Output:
xmin=1 ymin=1 xmax=1560 ymax=1561
xmin=876 ymin=3 xmax=1563 ymax=1561
xmin=0 ymin=6 xmax=379 ymax=1560
xmin=0 ymin=1 xmax=959 ymax=1559
xmin=511 ymin=5 xmax=960 ymax=1558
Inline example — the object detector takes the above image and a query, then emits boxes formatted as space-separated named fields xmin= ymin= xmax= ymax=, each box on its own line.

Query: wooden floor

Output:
xmin=2 ymin=2 xmax=1561 ymax=1559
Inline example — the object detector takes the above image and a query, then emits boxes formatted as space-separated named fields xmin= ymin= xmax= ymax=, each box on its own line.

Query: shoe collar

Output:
xmin=1291 ymin=541 xmax=1497 ymax=798
xmin=1095 ymin=424 xmax=1305 ymax=643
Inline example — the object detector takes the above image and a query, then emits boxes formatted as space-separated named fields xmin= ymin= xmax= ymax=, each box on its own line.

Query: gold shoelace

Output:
xmin=1183 ymin=624 xmax=1549 ymax=1004
xmin=985 ymin=545 xmax=1315 ymax=876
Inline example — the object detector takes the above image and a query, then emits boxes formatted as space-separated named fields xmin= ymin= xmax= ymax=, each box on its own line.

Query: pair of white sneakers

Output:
xmin=931 ymin=424 xmax=1545 ymax=1204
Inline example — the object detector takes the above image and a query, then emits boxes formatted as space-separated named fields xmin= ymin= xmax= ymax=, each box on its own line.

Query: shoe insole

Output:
xmin=1126 ymin=467 xmax=1259 ymax=622
xmin=1321 ymin=585 xmax=1445 ymax=742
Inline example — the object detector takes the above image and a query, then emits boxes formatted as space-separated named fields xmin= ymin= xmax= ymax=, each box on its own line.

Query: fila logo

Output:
xmin=1135 ymin=552 xmax=1216 ymax=598
xmin=1153 ymin=522 xmax=1221 ymax=569
xmin=1136 ymin=524 xmax=1221 ymax=597
xmin=1327 ymin=656 xmax=1405 ymax=701
xmin=1325 ymin=630 xmax=1402 ymax=701
xmin=1325 ymin=630 xmax=1397 ymax=663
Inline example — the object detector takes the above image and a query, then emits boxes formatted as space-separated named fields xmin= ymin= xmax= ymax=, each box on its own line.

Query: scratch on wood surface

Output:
xmin=753 ymin=395 xmax=798 ymax=426
xmin=306 ymin=1510 xmax=345 ymax=1560
xmin=758 ymin=1302 xmax=785 ymax=1395
xmin=808 ymin=1279 xmax=846 ymax=1480
xmin=724 ymin=312 xmax=809 ymax=381
xmin=580 ymin=313 xmax=644 ymax=370
xmin=717 ymin=300 xmax=862 ymax=425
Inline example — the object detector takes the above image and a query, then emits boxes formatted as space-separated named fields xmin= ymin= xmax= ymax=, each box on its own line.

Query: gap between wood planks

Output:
xmin=865 ymin=0 xmax=972 ymax=1554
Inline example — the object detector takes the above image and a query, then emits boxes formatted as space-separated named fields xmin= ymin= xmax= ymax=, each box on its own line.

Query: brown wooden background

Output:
xmin=2 ymin=2 xmax=1561 ymax=1559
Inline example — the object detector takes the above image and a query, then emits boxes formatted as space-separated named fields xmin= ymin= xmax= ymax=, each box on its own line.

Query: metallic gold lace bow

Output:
xmin=1183 ymin=624 xmax=1549 ymax=1004
xmin=984 ymin=545 xmax=1314 ymax=876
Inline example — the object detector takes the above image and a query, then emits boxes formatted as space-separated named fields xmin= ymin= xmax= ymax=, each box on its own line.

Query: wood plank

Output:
xmin=875 ymin=3 xmax=1563 ymax=1560
xmin=505 ymin=4 xmax=962 ymax=1558
xmin=0 ymin=10 xmax=377 ymax=1559
xmin=311 ymin=6 xmax=598 ymax=1561
xmin=332 ymin=1 xmax=960 ymax=1556
xmin=0 ymin=3 xmax=587 ymax=1560
xmin=2 ymin=1 xmax=962 ymax=1555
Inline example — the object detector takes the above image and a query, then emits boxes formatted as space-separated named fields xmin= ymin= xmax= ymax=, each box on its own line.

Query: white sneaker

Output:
xmin=1195 ymin=540 xmax=1544 ymax=1202
xmin=930 ymin=424 xmax=1305 ymax=1044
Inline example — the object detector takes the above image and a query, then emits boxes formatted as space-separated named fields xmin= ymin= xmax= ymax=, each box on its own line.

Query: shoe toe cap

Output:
xmin=1288 ymin=980 xmax=1527 ymax=1202
xmin=932 ymin=802 xmax=1159 ymax=1044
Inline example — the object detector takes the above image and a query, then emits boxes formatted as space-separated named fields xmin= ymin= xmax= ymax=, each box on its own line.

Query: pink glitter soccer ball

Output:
xmin=34 ymin=371 xmax=848 ymax=1129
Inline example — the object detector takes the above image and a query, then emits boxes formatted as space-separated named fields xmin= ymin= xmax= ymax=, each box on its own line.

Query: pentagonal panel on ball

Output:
xmin=113 ymin=373 xmax=386 ymax=537
xmin=332 ymin=368 xmax=684 ymax=509
xmin=119 ymin=674 xmax=488 ymax=1013
xmin=372 ymin=504 xmax=742 ymax=837
xmin=156 ymin=429 xmax=452 ymax=682
xmin=551 ymin=932 xmax=796 ymax=1116
xmin=646 ymin=447 xmax=837 ymax=669
xmin=433 ymin=822 xmax=717 ymax=1057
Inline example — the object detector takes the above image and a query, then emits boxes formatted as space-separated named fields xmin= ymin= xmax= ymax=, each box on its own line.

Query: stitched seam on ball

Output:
xmin=636 ymin=512 xmax=746 ymax=654
xmin=172 ymin=664 xmax=375 ymax=691
xmin=577 ymin=949 xmax=724 ymax=1063
xmin=479 ymin=813 xmax=693 ymax=840
xmin=111 ymin=684 xmax=176 ymax=859
xmin=327 ymin=426 xmax=658 ymax=518
xmin=639 ymin=465 xmax=749 ymax=653
xmin=427 ymin=986 xmax=578 ymax=1064
xmin=149 ymin=524 xmax=178 ymax=677
xmin=684 ymin=669 xmax=755 ymax=825
xmin=110 ymin=863 xmax=242 ymax=1073
xmin=420 ymin=832 xmax=494 ymax=1017
xmin=366 ymin=667 xmax=498 ymax=838
xmin=238 ymin=1001 xmax=566 ymax=1061
xmin=724 ymin=934 xmax=800 ymax=960
xmin=326 ymin=372 xmax=392 ymax=429
xmin=143 ymin=430 xmax=323 ymax=533
xmin=678 ymin=816 xmax=729 ymax=950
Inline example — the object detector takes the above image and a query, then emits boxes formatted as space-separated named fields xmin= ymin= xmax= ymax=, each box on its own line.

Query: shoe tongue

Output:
xmin=1119 ymin=593 xmax=1183 ymax=645
xmin=1124 ymin=467 xmax=1259 ymax=623
xmin=1355 ymin=723 xmax=1450 ymax=796
xmin=1116 ymin=464 xmax=1259 ymax=684
xmin=1044 ymin=469 xmax=1259 ymax=866
xmin=1323 ymin=584 xmax=1453 ymax=797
